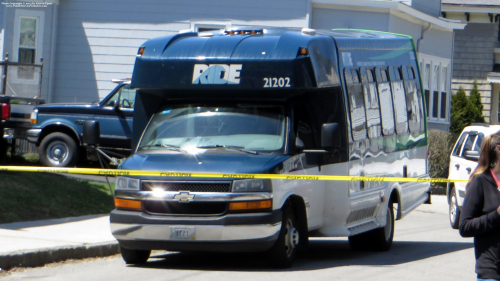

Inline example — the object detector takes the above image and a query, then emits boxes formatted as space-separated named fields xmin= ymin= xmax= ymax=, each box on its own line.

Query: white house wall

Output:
xmin=53 ymin=0 xmax=310 ymax=102
xmin=388 ymin=14 xmax=454 ymax=59
xmin=311 ymin=8 xmax=389 ymax=31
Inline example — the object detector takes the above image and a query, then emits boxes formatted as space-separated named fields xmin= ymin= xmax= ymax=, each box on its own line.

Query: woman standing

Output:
xmin=460 ymin=132 xmax=500 ymax=281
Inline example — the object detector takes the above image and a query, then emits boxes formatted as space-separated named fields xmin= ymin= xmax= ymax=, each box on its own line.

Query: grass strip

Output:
xmin=0 ymin=172 xmax=115 ymax=224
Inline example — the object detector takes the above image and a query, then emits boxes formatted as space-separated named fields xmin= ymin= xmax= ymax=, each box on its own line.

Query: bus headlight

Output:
xmin=116 ymin=177 xmax=140 ymax=191
xmin=232 ymin=179 xmax=271 ymax=192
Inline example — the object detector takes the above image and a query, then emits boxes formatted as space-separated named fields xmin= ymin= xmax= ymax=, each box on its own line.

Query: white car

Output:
xmin=448 ymin=124 xmax=500 ymax=229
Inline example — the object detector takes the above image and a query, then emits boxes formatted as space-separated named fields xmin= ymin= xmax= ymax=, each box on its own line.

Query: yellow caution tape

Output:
xmin=0 ymin=166 xmax=468 ymax=183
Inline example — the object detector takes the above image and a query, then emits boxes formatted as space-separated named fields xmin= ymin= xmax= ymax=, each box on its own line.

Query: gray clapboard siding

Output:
xmin=53 ymin=0 xmax=309 ymax=102
xmin=410 ymin=0 xmax=441 ymax=18
xmin=311 ymin=8 xmax=389 ymax=31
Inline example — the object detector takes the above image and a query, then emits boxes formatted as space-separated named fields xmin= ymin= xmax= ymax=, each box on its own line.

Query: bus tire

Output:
xmin=371 ymin=202 xmax=394 ymax=251
xmin=268 ymin=205 xmax=299 ymax=268
xmin=120 ymin=246 xmax=150 ymax=264
xmin=39 ymin=132 xmax=79 ymax=167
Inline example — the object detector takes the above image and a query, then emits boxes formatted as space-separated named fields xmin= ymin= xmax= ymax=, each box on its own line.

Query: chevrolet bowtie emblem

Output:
xmin=173 ymin=191 xmax=195 ymax=203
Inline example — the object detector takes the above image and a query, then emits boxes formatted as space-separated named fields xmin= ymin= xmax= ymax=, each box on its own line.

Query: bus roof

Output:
xmin=130 ymin=27 xmax=415 ymax=90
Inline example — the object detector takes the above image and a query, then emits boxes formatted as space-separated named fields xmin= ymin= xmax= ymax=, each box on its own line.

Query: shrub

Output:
xmin=428 ymin=129 xmax=458 ymax=179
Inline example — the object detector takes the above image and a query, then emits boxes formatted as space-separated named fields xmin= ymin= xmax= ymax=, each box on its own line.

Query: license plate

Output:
xmin=170 ymin=227 xmax=195 ymax=240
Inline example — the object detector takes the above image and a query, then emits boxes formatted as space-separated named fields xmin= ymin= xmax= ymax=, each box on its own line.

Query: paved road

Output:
xmin=1 ymin=197 xmax=476 ymax=281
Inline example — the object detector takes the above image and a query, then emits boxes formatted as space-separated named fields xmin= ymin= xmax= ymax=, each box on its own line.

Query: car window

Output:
xmin=463 ymin=135 xmax=476 ymax=153
xmin=473 ymin=133 xmax=484 ymax=152
xmin=452 ymin=133 xmax=467 ymax=156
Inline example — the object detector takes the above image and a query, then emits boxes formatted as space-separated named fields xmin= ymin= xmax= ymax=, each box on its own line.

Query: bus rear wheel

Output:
xmin=349 ymin=202 xmax=394 ymax=252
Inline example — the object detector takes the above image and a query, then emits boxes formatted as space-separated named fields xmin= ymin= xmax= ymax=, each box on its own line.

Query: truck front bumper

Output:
xmin=110 ymin=209 xmax=282 ymax=252
xmin=26 ymin=129 xmax=41 ymax=143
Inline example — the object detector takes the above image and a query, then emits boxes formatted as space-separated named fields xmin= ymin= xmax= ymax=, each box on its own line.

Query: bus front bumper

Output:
xmin=110 ymin=209 xmax=282 ymax=252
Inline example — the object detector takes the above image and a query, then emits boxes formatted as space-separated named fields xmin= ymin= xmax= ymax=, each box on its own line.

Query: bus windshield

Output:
xmin=139 ymin=104 xmax=286 ymax=154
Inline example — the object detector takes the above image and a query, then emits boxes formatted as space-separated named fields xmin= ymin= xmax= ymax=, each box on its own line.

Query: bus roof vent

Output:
xmin=301 ymin=28 xmax=316 ymax=36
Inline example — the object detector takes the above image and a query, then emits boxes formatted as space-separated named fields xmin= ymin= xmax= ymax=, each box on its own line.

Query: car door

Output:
xmin=95 ymin=84 xmax=136 ymax=149
xmin=449 ymin=131 xmax=481 ymax=207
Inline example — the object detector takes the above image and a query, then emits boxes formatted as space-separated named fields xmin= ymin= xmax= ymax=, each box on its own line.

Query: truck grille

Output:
xmin=143 ymin=201 xmax=228 ymax=215
xmin=141 ymin=181 xmax=231 ymax=193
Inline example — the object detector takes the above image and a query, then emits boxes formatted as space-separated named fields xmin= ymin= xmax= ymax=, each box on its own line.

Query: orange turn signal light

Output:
xmin=137 ymin=47 xmax=145 ymax=56
xmin=229 ymin=200 xmax=272 ymax=211
xmin=115 ymin=198 xmax=142 ymax=210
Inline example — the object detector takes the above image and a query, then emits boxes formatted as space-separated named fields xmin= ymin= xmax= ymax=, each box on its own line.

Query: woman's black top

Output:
xmin=460 ymin=170 xmax=500 ymax=279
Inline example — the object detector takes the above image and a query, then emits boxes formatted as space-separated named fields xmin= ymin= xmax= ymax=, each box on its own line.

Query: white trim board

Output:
xmin=312 ymin=0 xmax=466 ymax=31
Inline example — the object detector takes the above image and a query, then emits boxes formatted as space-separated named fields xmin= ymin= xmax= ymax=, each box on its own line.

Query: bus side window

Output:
xmin=374 ymin=67 xmax=395 ymax=136
xmin=360 ymin=68 xmax=381 ymax=139
xmin=388 ymin=66 xmax=408 ymax=134
xmin=402 ymin=66 xmax=422 ymax=133
xmin=344 ymin=68 xmax=367 ymax=141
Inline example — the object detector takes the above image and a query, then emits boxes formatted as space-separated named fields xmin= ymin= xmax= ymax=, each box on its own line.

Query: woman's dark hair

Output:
xmin=467 ymin=131 xmax=500 ymax=189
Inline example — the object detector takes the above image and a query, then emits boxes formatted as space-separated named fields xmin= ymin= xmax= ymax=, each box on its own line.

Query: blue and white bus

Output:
xmin=107 ymin=27 xmax=430 ymax=268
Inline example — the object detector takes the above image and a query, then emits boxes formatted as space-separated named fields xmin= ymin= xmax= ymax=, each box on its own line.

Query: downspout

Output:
xmin=417 ymin=23 xmax=433 ymax=53
xmin=47 ymin=3 xmax=59 ymax=103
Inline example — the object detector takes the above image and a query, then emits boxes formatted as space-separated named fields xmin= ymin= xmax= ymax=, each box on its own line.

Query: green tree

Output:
xmin=449 ymin=83 xmax=485 ymax=134
xmin=469 ymin=80 xmax=485 ymax=124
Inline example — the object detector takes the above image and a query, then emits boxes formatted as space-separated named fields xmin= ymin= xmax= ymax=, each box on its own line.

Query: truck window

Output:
xmin=344 ymin=68 xmax=367 ymax=141
xmin=360 ymin=68 xmax=381 ymax=139
xmin=104 ymin=85 xmax=136 ymax=109
xmin=389 ymin=66 xmax=408 ymax=134
xmin=374 ymin=67 xmax=395 ymax=136
xmin=119 ymin=86 xmax=136 ymax=108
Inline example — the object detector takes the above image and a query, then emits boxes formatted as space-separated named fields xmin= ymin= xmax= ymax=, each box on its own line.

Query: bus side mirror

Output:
xmin=321 ymin=123 xmax=341 ymax=148
xmin=82 ymin=120 xmax=100 ymax=146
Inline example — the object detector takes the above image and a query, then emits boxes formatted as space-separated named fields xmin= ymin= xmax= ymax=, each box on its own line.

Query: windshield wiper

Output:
xmin=139 ymin=144 xmax=181 ymax=151
xmin=197 ymin=144 xmax=258 ymax=155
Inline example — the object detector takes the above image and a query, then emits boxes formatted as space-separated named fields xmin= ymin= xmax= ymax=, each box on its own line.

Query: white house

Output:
xmin=0 ymin=0 xmax=465 ymax=130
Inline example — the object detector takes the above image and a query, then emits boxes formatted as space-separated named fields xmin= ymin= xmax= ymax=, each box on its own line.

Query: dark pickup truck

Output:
xmin=28 ymin=81 xmax=136 ymax=167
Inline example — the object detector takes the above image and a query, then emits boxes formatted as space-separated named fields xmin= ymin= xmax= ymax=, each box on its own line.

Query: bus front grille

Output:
xmin=143 ymin=201 xmax=228 ymax=215
xmin=142 ymin=181 xmax=232 ymax=193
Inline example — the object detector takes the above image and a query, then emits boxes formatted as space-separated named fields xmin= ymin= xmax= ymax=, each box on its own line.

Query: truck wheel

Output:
xmin=39 ymin=132 xmax=79 ymax=167
xmin=348 ymin=202 xmax=394 ymax=252
xmin=120 ymin=246 xmax=150 ymax=264
xmin=268 ymin=205 xmax=299 ymax=268
xmin=449 ymin=188 xmax=460 ymax=229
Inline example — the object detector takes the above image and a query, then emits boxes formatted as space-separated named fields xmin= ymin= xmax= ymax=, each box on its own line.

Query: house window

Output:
xmin=13 ymin=10 xmax=44 ymax=64
xmin=19 ymin=18 xmax=37 ymax=63
xmin=420 ymin=55 xmax=450 ymax=122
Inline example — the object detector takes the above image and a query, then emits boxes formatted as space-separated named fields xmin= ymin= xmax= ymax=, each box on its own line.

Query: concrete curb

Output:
xmin=0 ymin=241 xmax=120 ymax=270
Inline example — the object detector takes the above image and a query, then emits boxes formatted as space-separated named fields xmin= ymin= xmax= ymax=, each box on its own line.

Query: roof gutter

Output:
xmin=417 ymin=23 xmax=432 ymax=53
